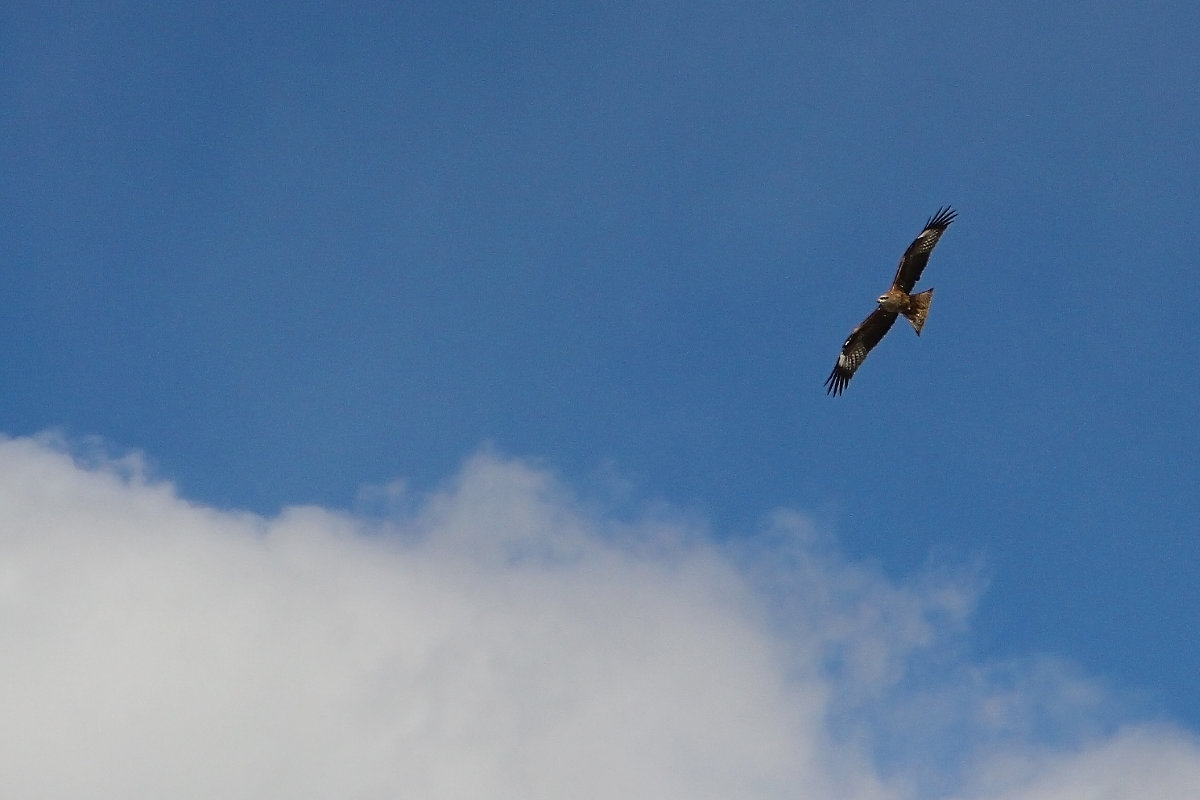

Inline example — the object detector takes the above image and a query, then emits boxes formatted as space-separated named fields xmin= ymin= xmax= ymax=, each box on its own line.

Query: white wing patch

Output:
xmin=838 ymin=348 xmax=865 ymax=371
xmin=912 ymin=230 xmax=939 ymax=253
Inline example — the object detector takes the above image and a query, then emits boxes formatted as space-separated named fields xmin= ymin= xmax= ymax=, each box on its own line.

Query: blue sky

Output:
xmin=2 ymin=2 xmax=1199 ymax=795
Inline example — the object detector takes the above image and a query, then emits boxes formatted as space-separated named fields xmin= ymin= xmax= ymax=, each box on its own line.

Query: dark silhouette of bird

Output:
xmin=825 ymin=207 xmax=956 ymax=396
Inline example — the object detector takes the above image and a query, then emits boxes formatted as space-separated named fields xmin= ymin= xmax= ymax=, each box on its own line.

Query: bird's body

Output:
xmin=824 ymin=207 xmax=956 ymax=396
xmin=877 ymin=286 xmax=933 ymax=330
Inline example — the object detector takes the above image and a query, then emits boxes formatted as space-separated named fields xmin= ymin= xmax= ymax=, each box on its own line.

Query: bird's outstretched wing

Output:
xmin=824 ymin=308 xmax=898 ymax=396
xmin=891 ymin=206 xmax=956 ymax=294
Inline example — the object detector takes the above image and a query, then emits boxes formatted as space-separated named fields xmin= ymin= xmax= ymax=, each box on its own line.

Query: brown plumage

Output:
xmin=824 ymin=207 xmax=956 ymax=396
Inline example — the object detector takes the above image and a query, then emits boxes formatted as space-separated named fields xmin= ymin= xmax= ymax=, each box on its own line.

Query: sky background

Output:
xmin=2 ymin=2 xmax=1199 ymax=796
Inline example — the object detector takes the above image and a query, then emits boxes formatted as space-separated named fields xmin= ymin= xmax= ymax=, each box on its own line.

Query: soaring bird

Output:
xmin=824 ymin=206 xmax=956 ymax=396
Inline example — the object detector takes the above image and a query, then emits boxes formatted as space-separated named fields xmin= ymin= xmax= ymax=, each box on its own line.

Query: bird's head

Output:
xmin=877 ymin=291 xmax=903 ymax=312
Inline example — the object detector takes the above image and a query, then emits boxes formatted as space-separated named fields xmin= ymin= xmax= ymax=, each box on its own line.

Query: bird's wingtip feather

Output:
xmin=824 ymin=368 xmax=847 ymax=396
xmin=926 ymin=206 xmax=957 ymax=229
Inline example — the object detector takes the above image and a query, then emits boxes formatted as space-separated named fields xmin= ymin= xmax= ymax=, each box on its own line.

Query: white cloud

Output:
xmin=0 ymin=434 xmax=1196 ymax=799
xmin=958 ymin=725 xmax=1200 ymax=800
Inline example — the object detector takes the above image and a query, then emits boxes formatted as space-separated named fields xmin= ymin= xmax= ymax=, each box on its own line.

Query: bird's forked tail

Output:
xmin=904 ymin=288 xmax=933 ymax=335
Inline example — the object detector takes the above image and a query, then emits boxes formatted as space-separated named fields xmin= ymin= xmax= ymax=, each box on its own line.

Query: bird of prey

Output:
xmin=824 ymin=206 xmax=956 ymax=396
